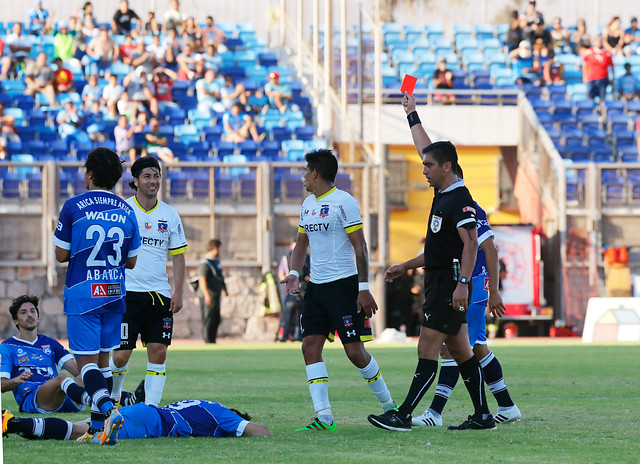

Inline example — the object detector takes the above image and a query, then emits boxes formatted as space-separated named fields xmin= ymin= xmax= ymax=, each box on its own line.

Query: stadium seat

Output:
xmin=1 ymin=171 xmax=22 ymax=199
xmin=222 ymin=154 xmax=248 ymax=178
xmin=174 ymin=124 xmax=200 ymax=144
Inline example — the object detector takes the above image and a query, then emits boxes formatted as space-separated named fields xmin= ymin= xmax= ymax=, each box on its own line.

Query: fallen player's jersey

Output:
xmin=118 ymin=400 xmax=248 ymax=439
xmin=0 ymin=335 xmax=73 ymax=408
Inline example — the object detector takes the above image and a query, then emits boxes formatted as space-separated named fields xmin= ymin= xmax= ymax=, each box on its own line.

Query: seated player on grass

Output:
xmin=0 ymin=295 xmax=90 ymax=414
xmin=3 ymin=399 xmax=272 ymax=445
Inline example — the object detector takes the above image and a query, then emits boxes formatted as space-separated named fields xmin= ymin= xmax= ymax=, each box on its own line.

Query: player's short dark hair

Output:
xmin=84 ymin=147 xmax=123 ymax=190
xmin=129 ymin=156 xmax=161 ymax=190
xmin=229 ymin=408 xmax=252 ymax=421
xmin=9 ymin=295 xmax=39 ymax=327
xmin=304 ymin=149 xmax=338 ymax=183
xmin=423 ymin=141 xmax=458 ymax=169
xmin=207 ymin=239 xmax=222 ymax=251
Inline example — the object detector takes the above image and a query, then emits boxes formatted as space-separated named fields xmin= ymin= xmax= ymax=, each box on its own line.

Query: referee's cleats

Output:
xmin=2 ymin=409 xmax=14 ymax=436
xmin=131 ymin=380 xmax=145 ymax=404
xmin=101 ymin=409 xmax=124 ymax=445
xmin=367 ymin=410 xmax=412 ymax=432
xmin=412 ymin=409 xmax=443 ymax=427
xmin=494 ymin=405 xmax=521 ymax=424
xmin=447 ymin=413 xmax=496 ymax=430
xmin=295 ymin=418 xmax=337 ymax=432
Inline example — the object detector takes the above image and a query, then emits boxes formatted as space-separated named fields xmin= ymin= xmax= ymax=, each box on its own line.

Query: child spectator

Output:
xmin=52 ymin=58 xmax=74 ymax=94
xmin=219 ymin=75 xmax=248 ymax=110
xmin=82 ymin=74 xmax=102 ymax=110
xmin=222 ymin=102 xmax=263 ymax=143
xmin=264 ymin=71 xmax=292 ymax=112
xmin=115 ymin=114 xmax=137 ymax=163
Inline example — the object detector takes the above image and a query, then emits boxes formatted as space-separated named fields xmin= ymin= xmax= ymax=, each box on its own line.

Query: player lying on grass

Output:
xmin=3 ymin=399 xmax=272 ymax=445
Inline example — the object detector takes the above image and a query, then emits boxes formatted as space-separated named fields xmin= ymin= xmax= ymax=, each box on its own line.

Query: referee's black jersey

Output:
xmin=424 ymin=180 xmax=477 ymax=270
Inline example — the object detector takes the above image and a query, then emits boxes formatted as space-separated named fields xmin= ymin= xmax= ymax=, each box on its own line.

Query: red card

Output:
xmin=401 ymin=74 xmax=417 ymax=94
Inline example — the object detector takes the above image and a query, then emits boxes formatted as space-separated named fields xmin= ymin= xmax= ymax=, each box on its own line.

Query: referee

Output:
xmin=368 ymin=94 xmax=495 ymax=431
xmin=110 ymin=156 xmax=188 ymax=407
xmin=281 ymin=149 xmax=397 ymax=432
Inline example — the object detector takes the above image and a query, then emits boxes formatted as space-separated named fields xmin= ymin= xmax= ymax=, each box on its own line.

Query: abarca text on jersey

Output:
xmin=53 ymin=190 xmax=141 ymax=315
xmin=298 ymin=187 xmax=362 ymax=284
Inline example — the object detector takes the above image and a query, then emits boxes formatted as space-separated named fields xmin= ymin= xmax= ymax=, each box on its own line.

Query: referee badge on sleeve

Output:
xmin=430 ymin=215 xmax=442 ymax=233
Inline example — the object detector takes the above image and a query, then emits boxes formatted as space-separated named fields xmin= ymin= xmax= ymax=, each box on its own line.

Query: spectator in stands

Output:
xmin=0 ymin=138 xmax=6 ymax=160
xmin=176 ymin=43 xmax=199 ymax=80
xmin=24 ymin=52 xmax=56 ymax=107
xmin=509 ymin=40 xmax=535 ymax=85
xmin=202 ymin=16 xmax=227 ymax=51
xmin=151 ymin=67 xmax=180 ymax=113
xmin=163 ymin=0 xmax=188 ymax=32
xmin=119 ymin=34 xmax=137 ymax=66
xmin=0 ymin=23 xmax=32 ymax=80
xmin=626 ymin=17 xmax=640 ymax=37
xmin=526 ymin=17 xmax=551 ymax=50
xmin=79 ymin=1 xmax=98 ymax=37
xmin=602 ymin=16 xmax=624 ymax=56
xmin=220 ymin=75 xmax=248 ymax=110
xmin=67 ymin=17 xmax=88 ymax=67
xmin=0 ymin=102 xmax=20 ymax=142
xmin=112 ymin=0 xmax=141 ymax=37
xmin=506 ymin=11 xmax=525 ymax=52
xmin=102 ymin=72 xmax=124 ymax=117
xmin=54 ymin=22 xmax=75 ymax=63
xmin=28 ymin=0 xmax=51 ymax=36
xmin=196 ymin=68 xmax=225 ymax=115
xmin=84 ymin=24 xmax=120 ymax=76
xmin=525 ymin=0 xmax=543 ymax=27
xmin=222 ymin=102 xmax=263 ymax=143
xmin=550 ymin=17 xmax=571 ymax=54
xmin=163 ymin=28 xmax=182 ymax=71
xmin=582 ymin=36 xmax=614 ymax=108
xmin=147 ymin=34 xmax=167 ymax=68
xmin=616 ymin=63 xmax=639 ymax=102
xmin=572 ymin=19 xmax=591 ymax=54
xmin=179 ymin=16 xmax=202 ymax=47
xmin=124 ymin=67 xmax=158 ymax=118
xmin=115 ymin=114 xmax=138 ymax=163
xmin=85 ymin=100 xmax=105 ymax=142
xmin=542 ymin=50 xmax=564 ymax=87
xmin=129 ymin=40 xmax=154 ymax=74
xmin=636 ymin=116 xmax=640 ymax=156
xmin=56 ymin=99 xmax=91 ymax=145
xmin=191 ymin=57 xmax=207 ymax=81
xmin=117 ymin=90 xmax=144 ymax=122
xmin=202 ymin=42 xmax=221 ymax=72
xmin=432 ymin=57 xmax=454 ymax=105
xmin=0 ymin=37 xmax=4 ymax=58
xmin=247 ymin=88 xmax=269 ymax=114
xmin=145 ymin=117 xmax=176 ymax=163
xmin=52 ymin=57 xmax=74 ymax=94
xmin=265 ymin=71 xmax=292 ymax=112
xmin=622 ymin=31 xmax=639 ymax=57
xmin=145 ymin=11 xmax=160 ymax=36
xmin=81 ymin=74 xmax=101 ymax=110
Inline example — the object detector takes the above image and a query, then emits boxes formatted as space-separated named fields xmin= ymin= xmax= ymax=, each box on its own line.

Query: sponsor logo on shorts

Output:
xmin=346 ymin=330 xmax=356 ymax=337
xmin=364 ymin=318 xmax=371 ymax=328
xmin=343 ymin=315 xmax=353 ymax=327
xmin=162 ymin=332 xmax=171 ymax=339
xmin=319 ymin=205 xmax=329 ymax=217
xmin=162 ymin=318 xmax=172 ymax=329
xmin=158 ymin=220 xmax=168 ymax=232
xmin=91 ymin=283 xmax=122 ymax=297
xmin=484 ymin=277 xmax=490 ymax=291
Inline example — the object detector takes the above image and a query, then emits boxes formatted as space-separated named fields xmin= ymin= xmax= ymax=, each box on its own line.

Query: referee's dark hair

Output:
xmin=9 ymin=295 xmax=39 ymax=328
xmin=304 ymin=149 xmax=338 ymax=183
xmin=453 ymin=163 xmax=464 ymax=179
xmin=422 ymin=141 xmax=458 ymax=170
xmin=84 ymin=147 xmax=123 ymax=190
xmin=129 ymin=156 xmax=161 ymax=190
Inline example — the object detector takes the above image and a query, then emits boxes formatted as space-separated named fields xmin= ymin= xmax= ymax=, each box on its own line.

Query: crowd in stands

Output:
xmin=0 ymin=0 xmax=318 ymax=168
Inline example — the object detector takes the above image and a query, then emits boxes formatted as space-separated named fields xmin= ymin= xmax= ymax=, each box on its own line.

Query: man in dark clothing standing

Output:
xmin=197 ymin=239 xmax=227 ymax=343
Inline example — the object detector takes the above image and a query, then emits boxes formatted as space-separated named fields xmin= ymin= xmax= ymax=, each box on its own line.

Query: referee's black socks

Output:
xmin=458 ymin=356 xmax=490 ymax=416
xmin=398 ymin=358 xmax=438 ymax=418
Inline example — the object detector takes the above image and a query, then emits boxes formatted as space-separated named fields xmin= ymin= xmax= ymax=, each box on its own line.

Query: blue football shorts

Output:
xmin=467 ymin=273 xmax=490 ymax=346
xmin=20 ymin=382 xmax=83 ymax=413
xmin=67 ymin=312 xmax=123 ymax=356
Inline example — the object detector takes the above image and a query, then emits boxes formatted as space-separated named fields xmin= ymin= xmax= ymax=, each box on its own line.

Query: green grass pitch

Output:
xmin=2 ymin=341 xmax=639 ymax=463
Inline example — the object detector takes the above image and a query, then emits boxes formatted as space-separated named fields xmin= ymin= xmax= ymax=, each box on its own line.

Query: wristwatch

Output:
xmin=458 ymin=277 xmax=470 ymax=285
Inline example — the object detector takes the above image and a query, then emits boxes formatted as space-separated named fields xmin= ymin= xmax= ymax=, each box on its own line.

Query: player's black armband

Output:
xmin=407 ymin=111 xmax=421 ymax=128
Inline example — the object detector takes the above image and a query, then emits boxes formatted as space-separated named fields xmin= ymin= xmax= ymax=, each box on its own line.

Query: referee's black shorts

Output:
xmin=421 ymin=268 xmax=471 ymax=335
xmin=301 ymin=275 xmax=373 ymax=344
xmin=116 ymin=291 xmax=174 ymax=350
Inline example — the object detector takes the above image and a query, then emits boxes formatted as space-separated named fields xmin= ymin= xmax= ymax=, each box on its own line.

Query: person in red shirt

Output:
xmin=582 ymin=35 xmax=614 ymax=106
xmin=119 ymin=34 xmax=137 ymax=66
xmin=53 ymin=58 xmax=74 ymax=94
xmin=151 ymin=67 xmax=180 ymax=114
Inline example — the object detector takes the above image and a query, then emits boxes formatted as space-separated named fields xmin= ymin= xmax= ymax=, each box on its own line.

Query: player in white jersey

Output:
xmin=110 ymin=157 xmax=188 ymax=407
xmin=281 ymin=149 xmax=397 ymax=432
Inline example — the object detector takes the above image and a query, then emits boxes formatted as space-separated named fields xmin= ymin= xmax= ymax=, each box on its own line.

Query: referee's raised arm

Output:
xmin=402 ymin=92 xmax=432 ymax=159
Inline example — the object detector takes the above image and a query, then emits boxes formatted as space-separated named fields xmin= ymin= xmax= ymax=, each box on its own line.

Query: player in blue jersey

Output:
xmin=1 ymin=295 xmax=90 ymax=414
xmin=53 ymin=147 xmax=141 ymax=443
xmin=2 ymin=399 xmax=272 ymax=443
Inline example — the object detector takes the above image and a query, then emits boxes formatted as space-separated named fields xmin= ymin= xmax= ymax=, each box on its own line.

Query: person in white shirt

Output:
xmin=1 ymin=23 xmax=32 ymax=79
xmin=110 ymin=156 xmax=188 ymax=407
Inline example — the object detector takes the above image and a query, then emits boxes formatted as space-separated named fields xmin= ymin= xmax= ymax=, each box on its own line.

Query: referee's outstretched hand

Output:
xmin=281 ymin=274 xmax=300 ymax=296
xmin=357 ymin=290 xmax=377 ymax=318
